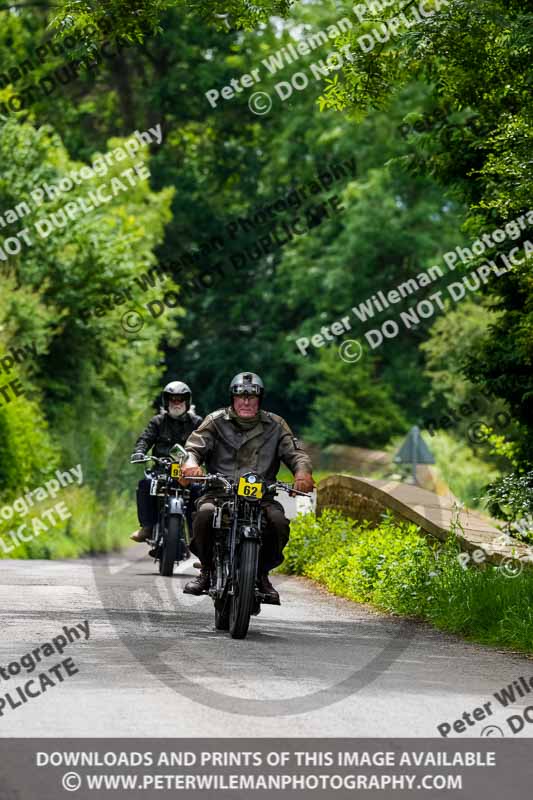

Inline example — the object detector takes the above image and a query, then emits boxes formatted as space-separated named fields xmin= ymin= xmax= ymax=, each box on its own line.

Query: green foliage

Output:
xmin=484 ymin=471 xmax=533 ymax=531
xmin=0 ymin=0 xmax=528 ymax=561
xmin=284 ymin=510 xmax=533 ymax=652
xmin=0 ymin=485 xmax=136 ymax=559
xmin=283 ymin=510 xmax=442 ymax=616
xmin=0 ymin=115 xmax=178 ymax=546
xmin=0 ymin=399 xmax=60 ymax=493
xmin=0 ymin=0 xmax=469 ymax=436
xmin=50 ymin=0 xmax=294 ymax=45
xmin=0 ymin=125 xmax=175 ymax=371
xmin=302 ymin=347 xmax=407 ymax=448
xmin=313 ymin=0 xmax=533 ymax=465
xmin=421 ymin=300 xmax=501 ymax=408
xmin=421 ymin=431 xmax=501 ymax=510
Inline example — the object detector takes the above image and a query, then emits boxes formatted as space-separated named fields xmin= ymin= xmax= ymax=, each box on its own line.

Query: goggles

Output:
xmin=231 ymin=385 xmax=262 ymax=396
xmin=166 ymin=394 xmax=189 ymax=403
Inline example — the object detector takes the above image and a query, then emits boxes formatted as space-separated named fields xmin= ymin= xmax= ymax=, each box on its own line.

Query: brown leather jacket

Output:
xmin=184 ymin=407 xmax=312 ymax=484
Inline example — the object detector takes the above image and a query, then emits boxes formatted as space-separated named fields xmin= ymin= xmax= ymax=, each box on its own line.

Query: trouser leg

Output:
xmin=186 ymin=484 xmax=203 ymax=538
xmin=137 ymin=478 xmax=158 ymax=528
xmin=259 ymin=499 xmax=290 ymax=573
xmin=189 ymin=499 xmax=217 ymax=566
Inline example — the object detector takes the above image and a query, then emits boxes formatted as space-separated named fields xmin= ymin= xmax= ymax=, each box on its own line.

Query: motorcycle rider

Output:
xmin=181 ymin=372 xmax=314 ymax=601
xmin=130 ymin=381 xmax=203 ymax=542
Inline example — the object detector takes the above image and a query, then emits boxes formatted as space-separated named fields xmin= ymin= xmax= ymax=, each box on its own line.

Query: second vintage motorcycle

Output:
xmin=130 ymin=444 xmax=190 ymax=576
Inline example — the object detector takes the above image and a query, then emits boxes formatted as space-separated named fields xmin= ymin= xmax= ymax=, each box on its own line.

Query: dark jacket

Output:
xmin=133 ymin=409 xmax=203 ymax=459
xmin=184 ymin=407 xmax=312 ymax=484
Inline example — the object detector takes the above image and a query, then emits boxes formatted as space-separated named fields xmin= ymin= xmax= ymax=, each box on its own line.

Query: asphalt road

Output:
xmin=0 ymin=542 xmax=532 ymax=738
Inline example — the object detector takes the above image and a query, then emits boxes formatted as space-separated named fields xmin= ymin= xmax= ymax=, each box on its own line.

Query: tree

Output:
xmin=302 ymin=346 xmax=407 ymax=448
xmin=313 ymin=0 xmax=533 ymax=465
xmin=0 ymin=116 xmax=177 ymax=488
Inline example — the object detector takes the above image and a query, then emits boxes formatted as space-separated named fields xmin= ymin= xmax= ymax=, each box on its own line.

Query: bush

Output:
xmin=0 ymin=485 xmax=136 ymax=560
xmin=283 ymin=510 xmax=533 ymax=653
xmin=418 ymin=431 xmax=501 ymax=509
xmin=483 ymin=470 xmax=533 ymax=544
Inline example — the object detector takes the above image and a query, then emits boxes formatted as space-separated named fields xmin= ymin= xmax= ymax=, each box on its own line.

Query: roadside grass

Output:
xmin=0 ymin=486 xmax=136 ymax=559
xmin=281 ymin=510 xmax=533 ymax=654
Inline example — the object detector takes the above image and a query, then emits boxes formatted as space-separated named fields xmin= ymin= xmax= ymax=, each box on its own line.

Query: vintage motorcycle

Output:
xmin=192 ymin=471 xmax=312 ymax=639
xmin=130 ymin=444 xmax=190 ymax=577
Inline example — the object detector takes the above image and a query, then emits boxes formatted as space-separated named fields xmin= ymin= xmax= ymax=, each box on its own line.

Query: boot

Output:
xmin=183 ymin=566 xmax=210 ymax=595
xmin=258 ymin=573 xmax=280 ymax=604
xmin=130 ymin=526 xmax=152 ymax=543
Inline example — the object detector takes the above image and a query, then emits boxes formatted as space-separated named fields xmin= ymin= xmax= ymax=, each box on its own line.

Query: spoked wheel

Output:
xmin=229 ymin=540 xmax=259 ymax=639
xmin=159 ymin=515 xmax=182 ymax=576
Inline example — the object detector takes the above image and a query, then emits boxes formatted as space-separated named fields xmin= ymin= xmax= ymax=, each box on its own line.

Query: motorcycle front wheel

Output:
xmin=159 ymin=514 xmax=182 ymax=577
xmin=229 ymin=539 xmax=259 ymax=639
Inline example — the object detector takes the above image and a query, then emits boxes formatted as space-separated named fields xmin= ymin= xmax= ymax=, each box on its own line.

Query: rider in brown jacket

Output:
xmin=181 ymin=372 xmax=314 ymax=601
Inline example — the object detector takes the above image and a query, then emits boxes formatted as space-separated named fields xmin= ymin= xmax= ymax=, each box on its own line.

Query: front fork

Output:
xmin=152 ymin=495 xmax=186 ymax=556
xmin=210 ymin=503 xmax=264 ymax=599
xmin=230 ymin=515 xmax=263 ymax=596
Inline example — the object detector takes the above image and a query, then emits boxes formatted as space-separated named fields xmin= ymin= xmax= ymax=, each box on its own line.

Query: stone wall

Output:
xmin=316 ymin=474 xmax=533 ymax=571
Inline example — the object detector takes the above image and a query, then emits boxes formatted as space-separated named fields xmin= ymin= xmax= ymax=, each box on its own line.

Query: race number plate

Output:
xmin=170 ymin=463 xmax=182 ymax=478
xmin=237 ymin=477 xmax=263 ymax=499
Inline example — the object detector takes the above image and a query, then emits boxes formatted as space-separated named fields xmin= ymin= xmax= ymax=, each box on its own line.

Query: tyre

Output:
xmin=229 ymin=539 xmax=259 ymax=639
xmin=159 ymin=514 xmax=182 ymax=576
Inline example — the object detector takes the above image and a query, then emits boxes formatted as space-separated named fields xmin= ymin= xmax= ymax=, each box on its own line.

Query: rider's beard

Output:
xmin=168 ymin=401 xmax=187 ymax=418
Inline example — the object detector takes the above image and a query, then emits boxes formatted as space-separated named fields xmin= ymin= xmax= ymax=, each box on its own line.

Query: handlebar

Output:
xmin=269 ymin=480 xmax=313 ymax=497
xmin=181 ymin=473 xmax=313 ymax=497
xmin=131 ymin=459 xmax=313 ymax=497
xmin=187 ymin=473 xmax=233 ymax=491
xmin=130 ymin=454 xmax=171 ymax=466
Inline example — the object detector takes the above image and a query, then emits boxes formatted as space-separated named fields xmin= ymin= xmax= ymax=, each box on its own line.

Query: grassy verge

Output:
xmin=281 ymin=510 xmax=533 ymax=654
xmin=0 ymin=486 xmax=136 ymax=559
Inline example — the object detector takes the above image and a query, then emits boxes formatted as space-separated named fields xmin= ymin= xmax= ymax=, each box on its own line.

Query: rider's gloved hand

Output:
xmin=293 ymin=472 xmax=315 ymax=493
xmin=131 ymin=452 xmax=146 ymax=463
xmin=180 ymin=465 xmax=204 ymax=485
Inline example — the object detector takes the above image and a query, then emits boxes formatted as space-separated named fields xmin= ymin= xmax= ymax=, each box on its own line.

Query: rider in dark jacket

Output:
xmin=130 ymin=381 xmax=202 ymax=542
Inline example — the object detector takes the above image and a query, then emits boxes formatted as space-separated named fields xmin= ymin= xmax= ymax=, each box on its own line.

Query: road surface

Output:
xmin=0 ymin=544 xmax=531 ymax=737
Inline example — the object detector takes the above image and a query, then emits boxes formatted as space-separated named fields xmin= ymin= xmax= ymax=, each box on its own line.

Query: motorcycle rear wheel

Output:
xmin=229 ymin=539 xmax=258 ymax=639
xmin=159 ymin=514 xmax=182 ymax=577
